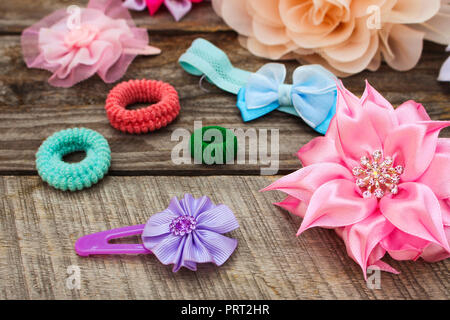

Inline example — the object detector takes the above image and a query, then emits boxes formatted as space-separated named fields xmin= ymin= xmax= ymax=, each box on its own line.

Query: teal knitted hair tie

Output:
xmin=190 ymin=126 xmax=238 ymax=164
xmin=36 ymin=128 xmax=111 ymax=191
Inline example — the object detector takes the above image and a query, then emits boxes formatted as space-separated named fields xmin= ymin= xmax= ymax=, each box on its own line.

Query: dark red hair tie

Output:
xmin=105 ymin=79 xmax=180 ymax=134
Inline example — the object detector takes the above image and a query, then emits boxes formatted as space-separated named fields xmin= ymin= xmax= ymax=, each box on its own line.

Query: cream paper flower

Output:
xmin=212 ymin=0 xmax=448 ymax=76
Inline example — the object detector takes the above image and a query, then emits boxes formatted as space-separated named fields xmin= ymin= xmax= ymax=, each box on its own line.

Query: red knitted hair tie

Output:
xmin=105 ymin=79 xmax=180 ymax=134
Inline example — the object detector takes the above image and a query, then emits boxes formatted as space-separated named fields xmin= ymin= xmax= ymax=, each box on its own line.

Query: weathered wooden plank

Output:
xmin=0 ymin=1 xmax=228 ymax=34
xmin=0 ymin=33 xmax=448 ymax=174
xmin=0 ymin=175 xmax=448 ymax=299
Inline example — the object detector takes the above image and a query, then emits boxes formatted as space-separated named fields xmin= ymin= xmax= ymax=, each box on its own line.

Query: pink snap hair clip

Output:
xmin=75 ymin=194 xmax=239 ymax=272
xmin=21 ymin=0 xmax=161 ymax=88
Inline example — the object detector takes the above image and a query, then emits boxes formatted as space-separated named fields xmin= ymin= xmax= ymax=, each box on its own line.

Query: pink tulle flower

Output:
xmin=123 ymin=0 xmax=203 ymax=21
xmin=21 ymin=0 xmax=160 ymax=88
xmin=263 ymin=81 xmax=450 ymax=278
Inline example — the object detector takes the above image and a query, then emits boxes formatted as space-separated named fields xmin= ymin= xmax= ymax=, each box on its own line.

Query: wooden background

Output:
xmin=0 ymin=0 xmax=449 ymax=299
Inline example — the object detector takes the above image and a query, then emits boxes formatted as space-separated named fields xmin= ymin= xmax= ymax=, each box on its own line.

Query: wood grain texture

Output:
xmin=1 ymin=176 xmax=448 ymax=300
xmin=0 ymin=32 xmax=448 ymax=174
xmin=0 ymin=1 xmax=449 ymax=300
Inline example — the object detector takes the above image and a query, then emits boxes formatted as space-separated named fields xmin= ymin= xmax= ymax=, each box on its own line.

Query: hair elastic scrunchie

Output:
xmin=36 ymin=128 xmax=111 ymax=191
xmin=179 ymin=38 xmax=338 ymax=135
xmin=75 ymin=194 xmax=239 ymax=272
xmin=190 ymin=126 xmax=238 ymax=164
xmin=105 ymin=79 xmax=180 ymax=134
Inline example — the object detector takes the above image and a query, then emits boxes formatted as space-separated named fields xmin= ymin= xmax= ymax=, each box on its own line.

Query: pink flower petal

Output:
xmin=416 ymin=138 xmax=450 ymax=199
xmin=342 ymin=213 xmax=395 ymax=279
xmin=359 ymin=81 xmax=398 ymax=142
xmin=379 ymin=182 xmax=450 ymax=252
xmin=274 ymin=195 xmax=307 ymax=218
xmin=145 ymin=0 xmax=165 ymax=15
xmin=394 ymin=100 xmax=431 ymax=125
xmin=360 ymin=80 xmax=395 ymax=112
xmin=262 ymin=163 xmax=353 ymax=203
xmin=334 ymin=83 xmax=384 ymax=169
xmin=371 ymin=259 xmax=400 ymax=275
xmin=297 ymin=179 xmax=377 ymax=235
xmin=296 ymin=136 xmax=344 ymax=167
xmin=380 ymin=228 xmax=429 ymax=261
xmin=440 ymin=198 xmax=450 ymax=226
xmin=421 ymin=226 xmax=450 ymax=262
xmin=383 ymin=121 xmax=450 ymax=181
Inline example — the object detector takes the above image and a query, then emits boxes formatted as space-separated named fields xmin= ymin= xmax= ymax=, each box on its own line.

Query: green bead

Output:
xmin=189 ymin=126 xmax=238 ymax=164
xmin=36 ymin=128 xmax=111 ymax=191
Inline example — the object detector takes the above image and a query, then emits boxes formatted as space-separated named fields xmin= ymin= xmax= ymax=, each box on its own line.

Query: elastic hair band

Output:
xmin=105 ymin=79 xmax=180 ymax=134
xmin=36 ymin=128 xmax=111 ymax=191
xmin=179 ymin=38 xmax=338 ymax=135
xmin=190 ymin=126 xmax=238 ymax=164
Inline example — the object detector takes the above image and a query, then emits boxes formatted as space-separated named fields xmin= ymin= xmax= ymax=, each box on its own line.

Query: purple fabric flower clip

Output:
xmin=75 ymin=194 xmax=239 ymax=272
xmin=142 ymin=194 xmax=239 ymax=271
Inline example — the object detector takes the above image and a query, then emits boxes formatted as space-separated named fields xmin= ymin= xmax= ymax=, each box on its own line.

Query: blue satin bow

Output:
xmin=179 ymin=38 xmax=338 ymax=135
xmin=237 ymin=63 xmax=337 ymax=134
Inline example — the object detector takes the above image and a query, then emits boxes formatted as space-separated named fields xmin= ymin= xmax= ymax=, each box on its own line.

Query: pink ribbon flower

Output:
xmin=123 ymin=0 xmax=203 ymax=21
xmin=21 ymin=0 xmax=160 ymax=88
xmin=263 ymin=81 xmax=450 ymax=278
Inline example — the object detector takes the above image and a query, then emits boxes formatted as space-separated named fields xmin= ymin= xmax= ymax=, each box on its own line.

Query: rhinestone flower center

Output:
xmin=170 ymin=215 xmax=197 ymax=236
xmin=352 ymin=150 xmax=403 ymax=199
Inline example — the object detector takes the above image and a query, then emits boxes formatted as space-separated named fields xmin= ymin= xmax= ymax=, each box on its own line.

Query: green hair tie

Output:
xmin=36 ymin=128 xmax=111 ymax=191
xmin=190 ymin=126 xmax=238 ymax=164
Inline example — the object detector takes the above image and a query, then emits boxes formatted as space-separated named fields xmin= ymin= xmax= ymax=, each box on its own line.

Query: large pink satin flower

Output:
xmin=212 ymin=0 xmax=446 ymax=76
xmin=21 ymin=0 xmax=160 ymax=88
xmin=263 ymin=81 xmax=450 ymax=278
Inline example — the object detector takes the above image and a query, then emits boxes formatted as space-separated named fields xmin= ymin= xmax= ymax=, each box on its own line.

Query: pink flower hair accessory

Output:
xmin=21 ymin=0 xmax=161 ymax=88
xmin=123 ymin=0 xmax=203 ymax=21
xmin=263 ymin=81 xmax=450 ymax=278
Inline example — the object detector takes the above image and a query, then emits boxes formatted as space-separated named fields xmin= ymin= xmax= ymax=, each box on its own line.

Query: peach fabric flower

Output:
xmin=212 ymin=0 xmax=447 ymax=76
xmin=263 ymin=81 xmax=450 ymax=277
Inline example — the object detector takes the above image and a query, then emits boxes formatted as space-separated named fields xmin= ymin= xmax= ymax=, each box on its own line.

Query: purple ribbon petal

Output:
xmin=195 ymin=229 xmax=238 ymax=266
xmin=147 ymin=208 xmax=178 ymax=224
xmin=164 ymin=0 xmax=192 ymax=21
xmin=196 ymin=204 xmax=240 ymax=234
xmin=180 ymin=194 xmax=215 ymax=218
xmin=182 ymin=232 xmax=214 ymax=263
xmin=150 ymin=233 xmax=184 ymax=265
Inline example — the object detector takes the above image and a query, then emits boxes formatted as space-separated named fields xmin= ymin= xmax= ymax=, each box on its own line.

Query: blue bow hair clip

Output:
xmin=179 ymin=38 xmax=338 ymax=135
